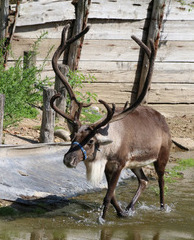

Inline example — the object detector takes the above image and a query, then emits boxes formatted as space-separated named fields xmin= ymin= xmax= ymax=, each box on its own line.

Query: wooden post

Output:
xmin=0 ymin=0 xmax=9 ymax=41
xmin=23 ymin=51 xmax=36 ymax=69
xmin=54 ymin=64 xmax=69 ymax=121
xmin=0 ymin=94 xmax=5 ymax=144
xmin=66 ymin=0 xmax=91 ymax=70
xmin=40 ymin=88 xmax=55 ymax=143
xmin=137 ymin=0 xmax=166 ymax=103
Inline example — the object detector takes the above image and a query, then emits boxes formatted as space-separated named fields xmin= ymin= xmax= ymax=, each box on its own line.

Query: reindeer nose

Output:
xmin=63 ymin=155 xmax=77 ymax=168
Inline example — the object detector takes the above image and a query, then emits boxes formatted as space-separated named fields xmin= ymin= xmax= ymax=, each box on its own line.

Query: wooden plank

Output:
xmin=152 ymin=71 xmax=194 ymax=84
xmin=16 ymin=1 xmax=74 ymax=26
xmin=14 ymin=0 xmax=194 ymax=28
xmin=7 ymin=59 xmax=194 ymax=73
xmin=79 ymin=61 xmax=139 ymax=72
xmin=9 ymin=38 xmax=60 ymax=60
xmin=79 ymin=61 xmax=194 ymax=73
xmin=89 ymin=0 xmax=151 ymax=20
xmin=89 ymin=102 xmax=194 ymax=118
xmin=164 ymin=0 xmax=194 ymax=21
xmin=161 ymin=20 xmax=194 ymax=41
xmin=148 ymin=84 xmax=194 ymax=104
xmin=7 ymin=59 xmax=194 ymax=84
xmin=38 ymin=66 xmax=194 ymax=86
xmin=148 ymin=104 xmax=194 ymax=118
xmin=157 ymin=40 xmax=194 ymax=62
xmin=77 ymin=82 xmax=194 ymax=105
xmin=79 ymin=81 xmax=193 ymax=105
xmin=15 ymin=19 xmax=194 ymax=41
xmin=40 ymin=69 xmax=136 ymax=83
xmin=15 ymin=0 xmax=151 ymax=27
xmin=79 ymin=82 xmax=133 ymax=104
xmin=9 ymin=38 xmax=194 ymax=62
xmin=81 ymin=40 xmax=194 ymax=62
xmin=9 ymin=38 xmax=140 ymax=61
xmin=81 ymin=39 xmax=142 ymax=61
xmin=14 ymin=20 xmax=146 ymax=40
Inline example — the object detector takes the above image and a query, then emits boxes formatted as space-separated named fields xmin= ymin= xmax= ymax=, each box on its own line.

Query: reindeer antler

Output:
xmin=51 ymin=26 xmax=156 ymax=137
xmin=109 ymin=36 xmax=156 ymax=123
xmin=90 ymin=100 xmax=115 ymax=131
xmin=51 ymin=24 xmax=116 ymax=135
xmin=75 ymin=35 xmax=156 ymax=137
xmin=51 ymin=24 xmax=90 ymax=128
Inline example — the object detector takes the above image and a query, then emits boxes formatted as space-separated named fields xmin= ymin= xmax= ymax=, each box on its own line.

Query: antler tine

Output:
xmin=50 ymin=93 xmax=81 ymax=127
xmin=51 ymin=93 xmax=74 ymax=122
xmin=90 ymin=100 xmax=115 ymax=131
xmin=131 ymin=35 xmax=151 ymax=58
xmin=123 ymin=101 xmax=129 ymax=110
xmin=109 ymin=36 xmax=156 ymax=123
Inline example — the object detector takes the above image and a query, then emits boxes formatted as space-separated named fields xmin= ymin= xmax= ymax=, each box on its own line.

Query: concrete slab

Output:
xmin=0 ymin=143 xmax=133 ymax=204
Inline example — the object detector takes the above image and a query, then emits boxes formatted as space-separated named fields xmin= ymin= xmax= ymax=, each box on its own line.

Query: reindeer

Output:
xmin=50 ymin=24 xmax=171 ymax=221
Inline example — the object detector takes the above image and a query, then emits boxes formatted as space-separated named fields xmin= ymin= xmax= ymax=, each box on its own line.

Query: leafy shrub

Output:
xmin=67 ymin=69 xmax=98 ymax=104
xmin=0 ymin=34 xmax=53 ymax=128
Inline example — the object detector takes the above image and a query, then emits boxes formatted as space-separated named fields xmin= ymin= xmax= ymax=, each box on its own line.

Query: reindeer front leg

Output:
xmin=101 ymin=165 xmax=123 ymax=220
xmin=105 ymin=167 xmax=127 ymax=218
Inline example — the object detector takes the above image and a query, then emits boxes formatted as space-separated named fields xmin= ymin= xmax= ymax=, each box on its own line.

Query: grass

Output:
xmin=0 ymin=207 xmax=17 ymax=217
xmin=165 ymin=158 xmax=194 ymax=183
xmin=0 ymin=205 xmax=47 ymax=218
xmin=151 ymin=158 xmax=194 ymax=195
xmin=80 ymin=108 xmax=102 ymax=124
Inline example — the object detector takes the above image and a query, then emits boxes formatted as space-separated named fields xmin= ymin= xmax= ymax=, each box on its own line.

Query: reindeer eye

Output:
xmin=88 ymin=139 xmax=94 ymax=146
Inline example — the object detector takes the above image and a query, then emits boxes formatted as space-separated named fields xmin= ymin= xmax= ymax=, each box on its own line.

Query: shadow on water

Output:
xmin=0 ymin=164 xmax=194 ymax=240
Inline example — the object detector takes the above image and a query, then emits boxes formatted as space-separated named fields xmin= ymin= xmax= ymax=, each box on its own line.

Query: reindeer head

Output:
xmin=62 ymin=99 xmax=115 ymax=168
xmin=50 ymin=24 xmax=156 ymax=169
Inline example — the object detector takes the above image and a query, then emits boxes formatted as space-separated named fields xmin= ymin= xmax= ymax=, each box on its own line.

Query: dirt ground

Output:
xmin=2 ymin=114 xmax=194 ymax=146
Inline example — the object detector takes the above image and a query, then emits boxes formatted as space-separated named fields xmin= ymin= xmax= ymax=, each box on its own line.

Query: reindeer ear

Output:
xmin=96 ymin=134 xmax=113 ymax=146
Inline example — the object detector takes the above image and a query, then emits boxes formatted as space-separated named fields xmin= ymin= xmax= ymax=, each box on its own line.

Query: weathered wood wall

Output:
xmin=8 ymin=0 xmax=194 ymax=117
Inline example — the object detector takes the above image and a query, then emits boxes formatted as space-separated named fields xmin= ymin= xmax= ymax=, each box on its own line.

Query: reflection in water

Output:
xmin=26 ymin=228 xmax=161 ymax=240
xmin=0 ymin=171 xmax=194 ymax=240
xmin=2 ymin=226 xmax=187 ymax=240
xmin=100 ymin=228 xmax=160 ymax=240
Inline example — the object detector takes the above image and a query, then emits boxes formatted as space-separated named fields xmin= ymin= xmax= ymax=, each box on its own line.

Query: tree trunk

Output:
xmin=0 ymin=94 xmax=5 ymax=144
xmin=137 ymin=0 xmax=166 ymax=103
xmin=0 ymin=0 xmax=9 ymax=41
xmin=66 ymin=0 xmax=91 ymax=70
xmin=54 ymin=64 xmax=69 ymax=122
xmin=23 ymin=51 xmax=36 ymax=69
xmin=40 ymin=88 xmax=55 ymax=143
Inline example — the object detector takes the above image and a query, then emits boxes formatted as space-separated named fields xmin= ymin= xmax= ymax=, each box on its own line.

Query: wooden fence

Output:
xmin=7 ymin=0 xmax=194 ymax=117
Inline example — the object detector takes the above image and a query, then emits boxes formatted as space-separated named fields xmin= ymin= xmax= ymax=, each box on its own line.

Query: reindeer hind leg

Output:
xmin=126 ymin=168 xmax=148 ymax=211
xmin=154 ymin=147 xmax=169 ymax=209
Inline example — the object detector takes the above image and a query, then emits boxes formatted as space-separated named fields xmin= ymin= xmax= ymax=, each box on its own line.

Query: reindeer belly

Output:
xmin=125 ymin=149 xmax=158 ymax=169
xmin=125 ymin=158 xmax=156 ymax=169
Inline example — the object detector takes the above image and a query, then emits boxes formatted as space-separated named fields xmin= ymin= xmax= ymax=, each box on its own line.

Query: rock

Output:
xmin=172 ymin=137 xmax=194 ymax=151
xmin=54 ymin=129 xmax=71 ymax=141
xmin=90 ymin=106 xmax=100 ymax=113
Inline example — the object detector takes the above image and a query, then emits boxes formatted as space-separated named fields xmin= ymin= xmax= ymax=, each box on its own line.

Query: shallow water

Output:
xmin=0 ymin=168 xmax=194 ymax=240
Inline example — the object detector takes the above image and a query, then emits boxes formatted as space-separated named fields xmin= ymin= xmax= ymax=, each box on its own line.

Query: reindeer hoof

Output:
xmin=97 ymin=216 xmax=106 ymax=225
xmin=117 ymin=210 xmax=128 ymax=218
xmin=160 ymin=203 xmax=165 ymax=211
